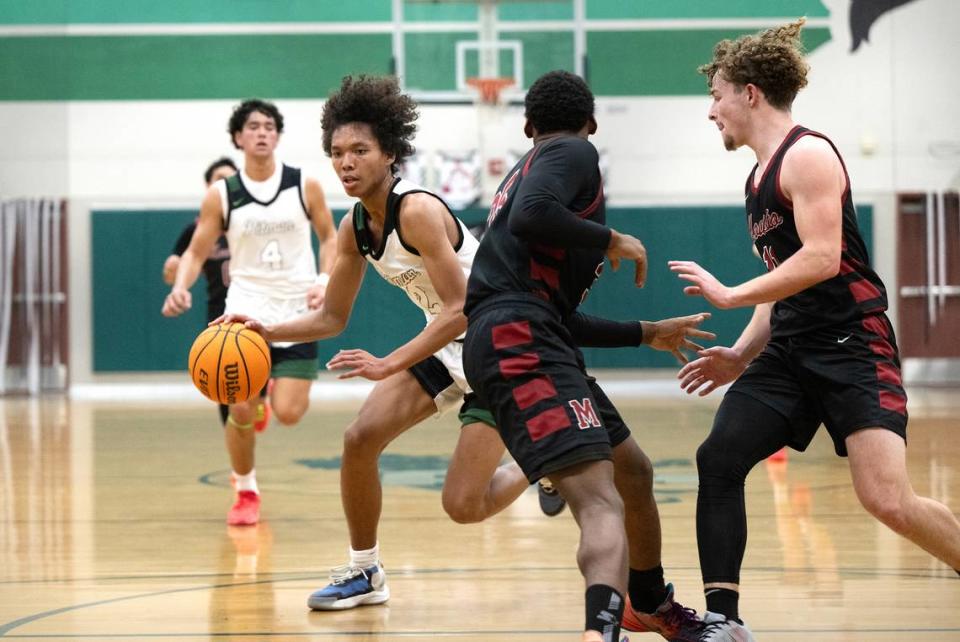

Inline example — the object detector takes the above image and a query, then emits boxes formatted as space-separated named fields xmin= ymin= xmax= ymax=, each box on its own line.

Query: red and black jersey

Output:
xmin=746 ymin=125 xmax=887 ymax=338
xmin=465 ymin=135 xmax=610 ymax=318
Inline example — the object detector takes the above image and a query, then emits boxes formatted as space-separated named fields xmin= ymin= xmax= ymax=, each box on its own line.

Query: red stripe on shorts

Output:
xmin=512 ymin=376 xmax=558 ymax=410
xmin=876 ymin=361 xmax=902 ymax=387
xmin=492 ymin=321 xmax=532 ymax=350
xmin=525 ymin=405 xmax=571 ymax=442
xmin=869 ymin=340 xmax=895 ymax=360
xmin=499 ymin=352 xmax=540 ymax=378
xmin=862 ymin=315 xmax=889 ymax=339
xmin=848 ymin=278 xmax=882 ymax=304
xmin=879 ymin=390 xmax=907 ymax=415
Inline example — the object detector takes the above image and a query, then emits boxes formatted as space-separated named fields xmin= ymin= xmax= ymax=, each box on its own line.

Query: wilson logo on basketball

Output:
xmin=188 ymin=323 xmax=271 ymax=405
xmin=223 ymin=362 xmax=242 ymax=404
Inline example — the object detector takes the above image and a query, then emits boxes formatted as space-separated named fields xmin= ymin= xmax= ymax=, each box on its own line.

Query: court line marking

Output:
xmin=2 ymin=565 xmax=957 ymax=637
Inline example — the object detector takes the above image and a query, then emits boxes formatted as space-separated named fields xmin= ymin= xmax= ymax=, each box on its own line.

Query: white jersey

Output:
xmin=352 ymin=178 xmax=478 ymax=412
xmin=352 ymin=178 xmax=477 ymax=332
xmin=217 ymin=164 xmax=317 ymax=301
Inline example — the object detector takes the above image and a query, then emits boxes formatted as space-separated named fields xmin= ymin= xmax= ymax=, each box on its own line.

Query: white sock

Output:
xmin=350 ymin=542 xmax=379 ymax=568
xmin=233 ymin=470 xmax=259 ymax=494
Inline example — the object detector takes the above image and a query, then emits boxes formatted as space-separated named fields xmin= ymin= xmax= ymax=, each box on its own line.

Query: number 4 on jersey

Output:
xmin=260 ymin=239 xmax=283 ymax=269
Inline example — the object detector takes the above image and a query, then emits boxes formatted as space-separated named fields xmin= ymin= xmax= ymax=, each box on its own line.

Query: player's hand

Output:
xmin=644 ymin=312 xmax=716 ymax=364
xmin=326 ymin=349 xmax=394 ymax=381
xmin=606 ymin=230 xmax=647 ymax=287
xmin=677 ymin=346 xmax=747 ymax=396
xmin=306 ymin=283 xmax=326 ymax=310
xmin=162 ymin=287 xmax=192 ymax=317
xmin=669 ymin=260 xmax=737 ymax=309
xmin=162 ymin=255 xmax=180 ymax=285
xmin=209 ymin=313 xmax=268 ymax=337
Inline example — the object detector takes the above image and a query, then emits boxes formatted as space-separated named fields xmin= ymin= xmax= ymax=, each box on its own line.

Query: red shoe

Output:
xmin=254 ymin=380 xmax=274 ymax=432
xmin=227 ymin=490 xmax=260 ymax=526
xmin=622 ymin=583 xmax=702 ymax=641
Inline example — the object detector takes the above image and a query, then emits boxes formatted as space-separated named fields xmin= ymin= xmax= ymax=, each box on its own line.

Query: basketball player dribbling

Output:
xmin=219 ymin=76 xmax=713 ymax=623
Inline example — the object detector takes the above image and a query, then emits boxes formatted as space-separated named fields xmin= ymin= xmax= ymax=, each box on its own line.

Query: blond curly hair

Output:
xmin=698 ymin=18 xmax=809 ymax=110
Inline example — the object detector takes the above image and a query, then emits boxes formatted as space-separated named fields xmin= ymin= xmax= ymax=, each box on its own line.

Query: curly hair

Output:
xmin=524 ymin=70 xmax=594 ymax=135
xmin=321 ymin=75 xmax=418 ymax=170
xmin=228 ymin=99 xmax=284 ymax=149
xmin=203 ymin=157 xmax=237 ymax=184
xmin=698 ymin=18 xmax=809 ymax=110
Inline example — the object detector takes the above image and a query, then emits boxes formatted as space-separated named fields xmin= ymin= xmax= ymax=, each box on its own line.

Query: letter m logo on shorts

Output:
xmin=568 ymin=398 xmax=601 ymax=430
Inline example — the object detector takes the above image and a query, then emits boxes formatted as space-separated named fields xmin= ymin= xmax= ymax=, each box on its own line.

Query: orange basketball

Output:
xmin=188 ymin=323 xmax=271 ymax=404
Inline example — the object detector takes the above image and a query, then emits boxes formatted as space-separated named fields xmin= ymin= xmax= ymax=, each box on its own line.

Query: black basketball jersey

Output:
xmin=465 ymin=136 xmax=608 ymax=318
xmin=746 ymin=125 xmax=887 ymax=337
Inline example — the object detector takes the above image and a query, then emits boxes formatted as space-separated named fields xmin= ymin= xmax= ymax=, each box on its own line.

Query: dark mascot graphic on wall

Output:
xmin=850 ymin=0 xmax=921 ymax=51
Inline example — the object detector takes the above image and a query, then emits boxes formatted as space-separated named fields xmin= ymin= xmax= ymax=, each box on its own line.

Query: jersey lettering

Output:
xmin=487 ymin=169 xmax=520 ymax=227
xmin=568 ymin=398 xmax=602 ymax=429
xmin=761 ymin=245 xmax=779 ymax=271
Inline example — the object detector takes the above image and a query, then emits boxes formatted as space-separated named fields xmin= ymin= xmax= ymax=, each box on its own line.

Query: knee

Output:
xmin=696 ymin=438 xmax=743 ymax=483
xmin=341 ymin=419 xmax=383 ymax=458
xmin=441 ymin=489 xmax=484 ymax=524
xmin=273 ymin=404 xmax=306 ymax=426
xmin=858 ymin=488 xmax=910 ymax=533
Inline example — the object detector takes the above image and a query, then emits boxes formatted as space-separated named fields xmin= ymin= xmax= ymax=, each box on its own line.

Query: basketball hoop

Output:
xmin=466 ymin=77 xmax=515 ymax=105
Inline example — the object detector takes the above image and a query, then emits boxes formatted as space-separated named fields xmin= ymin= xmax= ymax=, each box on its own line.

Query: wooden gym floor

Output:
xmin=0 ymin=382 xmax=958 ymax=641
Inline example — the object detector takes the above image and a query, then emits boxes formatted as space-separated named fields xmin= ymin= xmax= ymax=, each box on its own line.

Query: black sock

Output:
xmin=628 ymin=565 xmax=668 ymax=613
xmin=585 ymin=584 xmax=624 ymax=639
xmin=705 ymin=587 xmax=740 ymax=622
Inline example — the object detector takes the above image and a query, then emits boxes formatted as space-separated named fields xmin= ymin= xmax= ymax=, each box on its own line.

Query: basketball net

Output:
xmin=466 ymin=77 xmax=515 ymax=106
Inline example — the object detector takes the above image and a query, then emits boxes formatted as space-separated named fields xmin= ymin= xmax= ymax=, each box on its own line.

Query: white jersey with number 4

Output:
xmin=217 ymin=164 xmax=318 ymax=335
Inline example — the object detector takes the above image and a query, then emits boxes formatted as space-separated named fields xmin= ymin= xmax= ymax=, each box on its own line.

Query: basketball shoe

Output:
xmin=537 ymin=477 xmax=566 ymax=516
xmin=582 ymin=632 xmax=630 ymax=642
xmin=227 ymin=490 xmax=260 ymax=526
xmin=696 ymin=612 xmax=755 ymax=641
xmin=621 ymin=583 xmax=702 ymax=641
xmin=307 ymin=562 xmax=389 ymax=610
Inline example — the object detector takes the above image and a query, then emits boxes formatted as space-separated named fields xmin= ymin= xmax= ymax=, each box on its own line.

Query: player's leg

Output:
xmin=267 ymin=343 xmax=318 ymax=426
xmin=590 ymin=379 xmax=700 ymax=640
xmin=307 ymin=368 xmax=436 ymax=611
xmin=224 ymin=397 xmax=260 ymax=525
xmin=694 ymin=390 xmax=793 ymax=641
xmin=442 ymin=417 xmax=528 ymax=524
xmin=268 ymin=377 xmax=311 ymax=425
xmin=551 ymin=459 xmax=629 ymax=642
xmin=463 ymin=304 xmax=629 ymax=642
xmin=846 ymin=428 xmax=960 ymax=570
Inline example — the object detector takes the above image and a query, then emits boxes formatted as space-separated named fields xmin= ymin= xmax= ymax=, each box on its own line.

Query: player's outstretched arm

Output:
xmin=162 ymin=187 xmax=223 ymax=317
xmin=565 ymin=312 xmax=714 ymax=364
xmin=678 ymin=303 xmax=771 ymax=396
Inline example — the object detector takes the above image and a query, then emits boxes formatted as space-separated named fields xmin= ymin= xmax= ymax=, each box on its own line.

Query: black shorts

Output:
xmin=463 ymin=294 xmax=630 ymax=482
xmin=728 ymin=313 xmax=908 ymax=457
